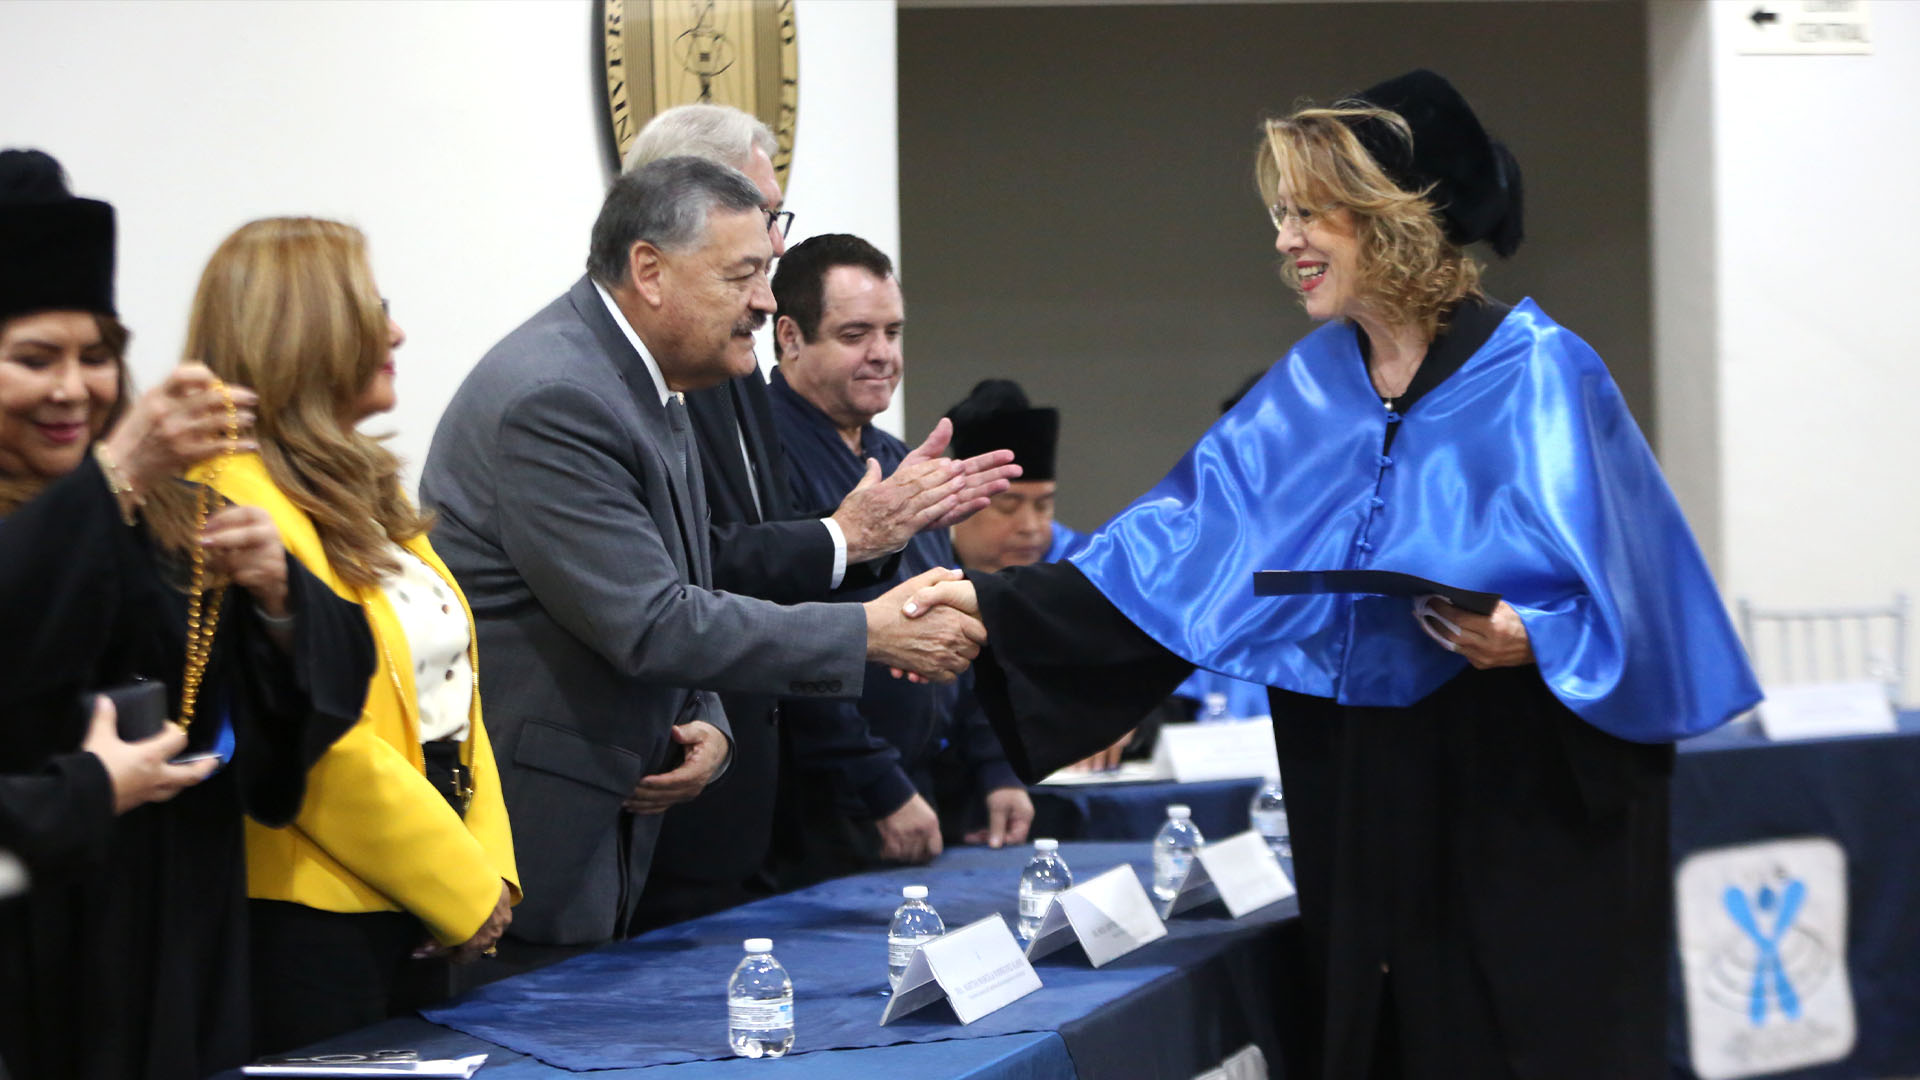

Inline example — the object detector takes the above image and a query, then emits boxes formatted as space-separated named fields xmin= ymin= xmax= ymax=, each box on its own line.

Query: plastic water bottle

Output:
xmin=1016 ymin=838 xmax=1074 ymax=941
xmin=727 ymin=938 xmax=794 ymax=1059
xmin=1249 ymin=780 xmax=1291 ymax=860
xmin=1200 ymin=692 xmax=1232 ymax=724
xmin=1152 ymin=804 xmax=1205 ymax=902
xmin=887 ymin=885 xmax=945 ymax=986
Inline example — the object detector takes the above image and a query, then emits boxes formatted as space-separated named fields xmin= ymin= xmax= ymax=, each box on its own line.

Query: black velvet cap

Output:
xmin=0 ymin=149 xmax=118 ymax=324
xmin=944 ymin=379 xmax=1060 ymax=481
xmin=1345 ymin=69 xmax=1524 ymax=257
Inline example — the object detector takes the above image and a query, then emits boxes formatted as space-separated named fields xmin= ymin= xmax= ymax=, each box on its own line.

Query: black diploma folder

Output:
xmin=1252 ymin=570 xmax=1501 ymax=616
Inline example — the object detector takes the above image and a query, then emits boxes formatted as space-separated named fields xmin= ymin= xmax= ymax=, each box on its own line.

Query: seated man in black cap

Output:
xmin=945 ymin=380 xmax=1175 ymax=770
xmin=944 ymin=380 xmax=1088 ymax=572
xmin=763 ymin=234 xmax=1031 ymax=881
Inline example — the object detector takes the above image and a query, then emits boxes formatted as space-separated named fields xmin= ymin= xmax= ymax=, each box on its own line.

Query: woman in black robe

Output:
xmin=899 ymin=74 xmax=1759 ymax=1079
xmin=0 ymin=149 xmax=372 ymax=1080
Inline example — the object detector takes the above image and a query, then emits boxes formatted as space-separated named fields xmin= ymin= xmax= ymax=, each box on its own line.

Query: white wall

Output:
xmin=0 ymin=0 xmax=900 ymax=479
xmin=1650 ymin=1 xmax=1920 ymax=703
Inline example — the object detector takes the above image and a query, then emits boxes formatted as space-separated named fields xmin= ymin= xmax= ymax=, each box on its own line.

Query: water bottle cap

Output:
xmin=743 ymin=937 xmax=773 ymax=953
xmin=1033 ymin=838 xmax=1059 ymax=852
xmin=902 ymin=885 xmax=928 ymax=899
xmin=1167 ymin=804 xmax=1192 ymax=819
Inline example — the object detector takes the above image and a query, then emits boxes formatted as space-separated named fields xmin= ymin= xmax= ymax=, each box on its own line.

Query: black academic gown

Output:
xmin=0 ymin=456 xmax=370 ymax=1080
xmin=966 ymin=301 xmax=1672 ymax=1080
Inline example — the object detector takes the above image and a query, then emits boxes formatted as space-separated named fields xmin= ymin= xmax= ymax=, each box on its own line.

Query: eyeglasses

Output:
xmin=1267 ymin=203 xmax=1330 ymax=233
xmin=764 ymin=209 xmax=795 ymax=239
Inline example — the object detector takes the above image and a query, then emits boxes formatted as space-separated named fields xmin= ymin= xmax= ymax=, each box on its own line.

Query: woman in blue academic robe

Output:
xmin=902 ymin=71 xmax=1760 ymax=1079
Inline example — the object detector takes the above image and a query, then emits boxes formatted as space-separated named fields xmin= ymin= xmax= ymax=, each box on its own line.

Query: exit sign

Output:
xmin=1736 ymin=1 xmax=1873 ymax=56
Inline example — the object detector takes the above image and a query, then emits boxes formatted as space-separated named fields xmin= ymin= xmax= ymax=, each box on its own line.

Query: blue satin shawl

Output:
xmin=1069 ymin=299 xmax=1760 ymax=742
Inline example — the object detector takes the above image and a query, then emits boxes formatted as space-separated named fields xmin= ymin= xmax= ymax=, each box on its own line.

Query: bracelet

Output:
xmin=93 ymin=444 xmax=142 ymax=526
xmin=253 ymin=601 xmax=297 ymax=629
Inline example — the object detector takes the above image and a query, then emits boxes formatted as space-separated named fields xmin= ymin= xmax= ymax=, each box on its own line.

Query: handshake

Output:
xmin=861 ymin=568 xmax=984 ymax=683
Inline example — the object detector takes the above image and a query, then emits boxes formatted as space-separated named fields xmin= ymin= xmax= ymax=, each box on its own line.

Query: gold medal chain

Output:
xmin=177 ymin=381 xmax=241 ymax=731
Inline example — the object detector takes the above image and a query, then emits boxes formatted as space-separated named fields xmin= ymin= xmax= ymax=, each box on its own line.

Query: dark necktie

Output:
xmin=664 ymin=393 xmax=711 ymax=586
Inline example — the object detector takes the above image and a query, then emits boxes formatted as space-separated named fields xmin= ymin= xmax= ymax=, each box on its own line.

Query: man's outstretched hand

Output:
xmin=893 ymin=575 xmax=984 ymax=683
xmin=864 ymin=567 xmax=985 ymax=684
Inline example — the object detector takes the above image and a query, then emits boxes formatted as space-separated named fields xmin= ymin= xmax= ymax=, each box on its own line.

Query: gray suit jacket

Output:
xmin=420 ymin=276 xmax=867 ymax=945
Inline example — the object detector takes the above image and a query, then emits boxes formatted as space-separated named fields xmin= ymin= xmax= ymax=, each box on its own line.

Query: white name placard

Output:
xmin=1023 ymin=865 xmax=1168 ymax=967
xmin=1150 ymin=719 xmax=1279 ymax=783
xmin=1194 ymin=831 xmax=1295 ymax=918
xmin=1757 ymin=681 xmax=1896 ymax=742
xmin=880 ymin=915 xmax=1042 ymax=1026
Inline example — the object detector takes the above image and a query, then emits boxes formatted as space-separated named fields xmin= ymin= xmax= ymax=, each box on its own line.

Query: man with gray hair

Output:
xmin=623 ymin=106 xmax=1018 ymax=928
xmin=421 ymin=156 xmax=986 ymax=957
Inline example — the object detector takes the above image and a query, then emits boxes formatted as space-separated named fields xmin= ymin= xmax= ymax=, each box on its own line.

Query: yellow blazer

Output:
xmin=196 ymin=453 xmax=518 ymax=944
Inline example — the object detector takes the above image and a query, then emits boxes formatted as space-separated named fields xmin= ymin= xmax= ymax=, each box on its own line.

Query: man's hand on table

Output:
xmin=876 ymin=792 xmax=944 ymax=863
xmin=964 ymin=786 xmax=1033 ymax=849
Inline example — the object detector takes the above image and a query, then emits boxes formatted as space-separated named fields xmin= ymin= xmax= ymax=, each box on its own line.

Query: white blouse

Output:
xmin=380 ymin=547 xmax=472 ymax=743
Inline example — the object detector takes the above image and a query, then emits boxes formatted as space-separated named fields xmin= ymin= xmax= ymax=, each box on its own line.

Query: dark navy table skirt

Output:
xmin=1665 ymin=711 xmax=1920 ymax=1079
xmin=1029 ymin=712 xmax=1920 ymax=1080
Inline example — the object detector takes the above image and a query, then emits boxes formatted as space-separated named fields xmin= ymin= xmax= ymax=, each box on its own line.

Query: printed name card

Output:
xmin=1023 ymin=865 xmax=1169 ymax=967
xmin=1150 ymin=719 xmax=1280 ymax=783
xmin=880 ymin=915 xmax=1042 ymax=1026
xmin=1757 ymin=681 xmax=1897 ymax=742
xmin=1194 ymin=831 xmax=1295 ymax=917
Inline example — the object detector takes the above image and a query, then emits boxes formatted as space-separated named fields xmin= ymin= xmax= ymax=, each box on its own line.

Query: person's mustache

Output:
xmin=732 ymin=312 xmax=768 ymax=336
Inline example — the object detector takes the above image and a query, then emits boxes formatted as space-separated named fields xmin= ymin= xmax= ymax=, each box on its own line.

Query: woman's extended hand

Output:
xmin=1416 ymin=598 xmax=1534 ymax=669
xmin=202 ymin=505 xmax=290 ymax=618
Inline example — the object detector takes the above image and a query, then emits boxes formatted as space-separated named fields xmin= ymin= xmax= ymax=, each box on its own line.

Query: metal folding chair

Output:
xmin=1737 ymin=593 xmax=1909 ymax=704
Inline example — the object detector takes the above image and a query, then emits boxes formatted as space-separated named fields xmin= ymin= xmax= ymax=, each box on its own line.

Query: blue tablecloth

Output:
xmin=220 ymin=1020 xmax=1074 ymax=1080
xmin=420 ymin=842 xmax=1296 ymax=1073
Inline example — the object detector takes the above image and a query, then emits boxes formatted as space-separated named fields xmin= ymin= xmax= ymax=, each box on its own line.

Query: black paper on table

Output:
xmin=1252 ymin=570 xmax=1501 ymax=615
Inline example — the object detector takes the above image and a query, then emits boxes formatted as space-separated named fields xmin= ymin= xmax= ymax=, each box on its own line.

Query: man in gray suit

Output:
xmin=420 ymin=157 xmax=983 ymax=951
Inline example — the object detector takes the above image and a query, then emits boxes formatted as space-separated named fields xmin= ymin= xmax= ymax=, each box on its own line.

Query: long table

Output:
xmin=218 ymin=842 xmax=1306 ymax=1079
xmin=1029 ymin=712 xmax=1920 ymax=1080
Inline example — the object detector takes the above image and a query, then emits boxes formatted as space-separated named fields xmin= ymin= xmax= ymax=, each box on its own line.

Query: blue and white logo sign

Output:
xmin=1677 ymin=837 xmax=1855 ymax=1079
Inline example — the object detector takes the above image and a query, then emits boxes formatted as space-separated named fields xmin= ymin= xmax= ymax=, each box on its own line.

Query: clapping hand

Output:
xmin=831 ymin=419 xmax=1021 ymax=563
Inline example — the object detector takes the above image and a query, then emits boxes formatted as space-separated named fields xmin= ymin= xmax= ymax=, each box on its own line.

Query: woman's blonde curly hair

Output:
xmin=1257 ymin=103 xmax=1482 ymax=340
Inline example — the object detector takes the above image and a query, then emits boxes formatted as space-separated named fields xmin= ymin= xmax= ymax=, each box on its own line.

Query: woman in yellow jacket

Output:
xmin=185 ymin=217 xmax=518 ymax=1054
